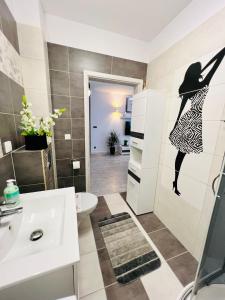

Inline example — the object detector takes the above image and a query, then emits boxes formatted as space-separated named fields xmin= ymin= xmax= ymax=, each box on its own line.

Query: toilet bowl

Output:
xmin=75 ymin=192 xmax=98 ymax=225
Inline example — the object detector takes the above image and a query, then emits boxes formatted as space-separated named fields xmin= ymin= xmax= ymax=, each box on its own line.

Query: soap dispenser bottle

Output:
xmin=3 ymin=179 xmax=20 ymax=207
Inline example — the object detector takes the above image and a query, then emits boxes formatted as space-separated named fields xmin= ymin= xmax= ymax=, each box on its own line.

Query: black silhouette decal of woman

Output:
xmin=169 ymin=47 xmax=225 ymax=196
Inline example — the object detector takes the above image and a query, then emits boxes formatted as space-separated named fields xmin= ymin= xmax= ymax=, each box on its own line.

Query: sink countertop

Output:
xmin=0 ymin=187 xmax=80 ymax=290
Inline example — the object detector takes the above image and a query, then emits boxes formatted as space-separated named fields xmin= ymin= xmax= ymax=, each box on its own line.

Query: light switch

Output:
xmin=65 ymin=134 xmax=71 ymax=140
xmin=4 ymin=141 xmax=12 ymax=153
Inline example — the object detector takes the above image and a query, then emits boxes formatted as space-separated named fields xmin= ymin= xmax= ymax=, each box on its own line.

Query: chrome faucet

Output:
xmin=0 ymin=202 xmax=23 ymax=219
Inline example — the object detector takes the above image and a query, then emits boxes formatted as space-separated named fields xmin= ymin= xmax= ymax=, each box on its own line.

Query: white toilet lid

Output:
xmin=76 ymin=193 xmax=98 ymax=213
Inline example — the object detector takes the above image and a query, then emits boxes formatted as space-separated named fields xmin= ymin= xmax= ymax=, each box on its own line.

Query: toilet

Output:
xmin=75 ymin=192 xmax=98 ymax=225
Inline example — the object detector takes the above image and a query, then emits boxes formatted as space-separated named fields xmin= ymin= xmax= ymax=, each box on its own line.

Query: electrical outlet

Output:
xmin=65 ymin=134 xmax=71 ymax=140
xmin=4 ymin=141 xmax=12 ymax=153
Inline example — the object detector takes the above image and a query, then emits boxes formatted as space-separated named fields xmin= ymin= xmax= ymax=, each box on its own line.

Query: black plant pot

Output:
xmin=25 ymin=135 xmax=48 ymax=150
xmin=110 ymin=146 xmax=115 ymax=155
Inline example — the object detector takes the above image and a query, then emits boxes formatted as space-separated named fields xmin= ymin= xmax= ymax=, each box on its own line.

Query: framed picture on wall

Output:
xmin=126 ymin=96 xmax=133 ymax=113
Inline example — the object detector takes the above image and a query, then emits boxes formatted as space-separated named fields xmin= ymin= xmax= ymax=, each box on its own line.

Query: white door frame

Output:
xmin=83 ymin=70 xmax=143 ymax=191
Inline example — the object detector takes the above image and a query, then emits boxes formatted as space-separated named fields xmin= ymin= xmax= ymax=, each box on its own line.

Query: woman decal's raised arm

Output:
xmin=201 ymin=47 xmax=225 ymax=86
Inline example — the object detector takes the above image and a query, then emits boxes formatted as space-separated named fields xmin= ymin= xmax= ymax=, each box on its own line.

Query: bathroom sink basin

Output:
xmin=0 ymin=187 xmax=79 ymax=290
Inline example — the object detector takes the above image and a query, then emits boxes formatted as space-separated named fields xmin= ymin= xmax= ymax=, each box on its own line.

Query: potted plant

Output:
xmin=107 ymin=131 xmax=119 ymax=155
xmin=20 ymin=95 xmax=66 ymax=150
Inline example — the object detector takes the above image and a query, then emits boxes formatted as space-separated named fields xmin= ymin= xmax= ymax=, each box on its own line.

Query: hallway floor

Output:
xmin=90 ymin=154 xmax=129 ymax=196
xmin=78 ymin=192 xmax=198 ymax=300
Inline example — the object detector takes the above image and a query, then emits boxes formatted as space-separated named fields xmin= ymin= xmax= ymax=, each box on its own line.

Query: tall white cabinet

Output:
xmin=126 ymin=89 xmax=164 ymax=215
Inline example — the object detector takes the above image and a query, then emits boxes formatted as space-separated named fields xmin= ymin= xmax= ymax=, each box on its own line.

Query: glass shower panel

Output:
xmin=193 ymin=158 xmax=225 ymax=297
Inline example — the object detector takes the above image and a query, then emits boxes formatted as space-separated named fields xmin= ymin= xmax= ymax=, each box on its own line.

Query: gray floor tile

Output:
xmin=105 ymin=280 xmax=149 ymax=300
xmin=149 ymin=228 xmax=187 ymax=260
xmin=137 ymin=213 xmax=165 ymax=234
xmin=167 ymin=252 xmax=198 ymax=286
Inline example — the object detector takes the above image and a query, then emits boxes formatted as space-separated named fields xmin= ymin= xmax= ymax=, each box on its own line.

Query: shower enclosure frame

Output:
xmin=191 ymin=152 xmax=225 ymax=298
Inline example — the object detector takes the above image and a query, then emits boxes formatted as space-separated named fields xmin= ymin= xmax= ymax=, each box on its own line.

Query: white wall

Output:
xmin=90 ymin=81 xmax=134 ymax=154
xmin=45 ymin=14 xmax=149 ymax=63
xmin=5 ymin=0 xmax=43 ymax=27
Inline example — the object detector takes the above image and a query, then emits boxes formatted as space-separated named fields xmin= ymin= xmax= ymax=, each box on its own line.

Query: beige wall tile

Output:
xmin=21 ymin=57 xmax=48 ymax=91
xmin=146 ymin=7 xmax=225 ymax=259
xmin=25 ymin=88 xmax=50 ymax=117
xmin=18 ymin=23 xmax=45 ymax=60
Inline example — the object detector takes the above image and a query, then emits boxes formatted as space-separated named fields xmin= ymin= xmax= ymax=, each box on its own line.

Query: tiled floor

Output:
xmin=90 ymin=154 xmax=129 ymax=196
xmin=121 ymin=192 xmax=198 ymax=287
xmin=78 ymin=193 xmax=198 ymax=300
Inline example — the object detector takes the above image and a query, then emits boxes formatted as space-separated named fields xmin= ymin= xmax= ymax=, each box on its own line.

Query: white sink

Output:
xmin=0 ymin=187 xmax=79 ymax=291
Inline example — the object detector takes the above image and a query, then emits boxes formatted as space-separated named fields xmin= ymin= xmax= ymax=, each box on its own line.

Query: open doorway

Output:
xmin=89 ymin=80 xmax=135 ymax=195
xmin=83 ymin=71 xmax=143 ymax=193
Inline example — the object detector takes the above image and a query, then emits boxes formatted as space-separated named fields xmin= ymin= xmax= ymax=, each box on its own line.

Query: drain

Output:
xmin=30 ymin=229 xmax=44 ymax=241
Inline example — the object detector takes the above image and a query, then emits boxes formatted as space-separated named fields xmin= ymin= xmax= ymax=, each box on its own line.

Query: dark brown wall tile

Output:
xmin=0 ymin=0 xmax=19 ymax=52
xmin=56 ymin=159 xmax=73 ymax=177
xmin=9 ymin=79 xmax=24 ymax=114
xmin=52 ymin=95 xmax=70 ymax=118
xmin=112 ymin=57 xmax=147 ymax=81
xmin=58 ymin=176 xmax=74 ymax=188
xmin=69 ymin=48 xmax=112 ymax=74
xmin=55 ymin=139 xmax=72 ymax=159
xmin=48 ymin=43 xmax=69 ymax=71
xmin=54 ymin=118 xmax=71 ymax=139
xmin=79 ymin=158 xmax=85 ymax=175
xmin=74 ymin=175 xmax=86 ymax=192
xmin=50 ymin=70 xmax=69 ymax=96
xmin=72 ymin=118 xmax=84 ymax=139
xmin=69 ymin=72 xmax=84 ymax=97
xmin=0 ymin=154 xmax=15 ymax=195
xmin=72 ymin=139 xmax=85 ymax=159
xmin=0 ymin=113 xmax=17 ymax=150
xmin=0 ymin=71 xmax=13 ymax=113
xmin=71 ymin=96 xmax=84 ymax=118
xmin=14 ymin=115 xmax=24 ymax=148
xmin=13 ymin=151 xmax=44 ymax=185
xmin=19 ymin=183 xmax=45 ymax=194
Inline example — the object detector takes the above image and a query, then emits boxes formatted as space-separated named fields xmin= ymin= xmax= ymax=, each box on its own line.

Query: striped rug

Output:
xmin=98 ymin=212 xmax=161 ymax=284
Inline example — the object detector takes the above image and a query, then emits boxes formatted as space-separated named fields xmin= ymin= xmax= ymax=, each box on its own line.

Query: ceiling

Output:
xmin=41 ymin=0 xmax=191 ymax=42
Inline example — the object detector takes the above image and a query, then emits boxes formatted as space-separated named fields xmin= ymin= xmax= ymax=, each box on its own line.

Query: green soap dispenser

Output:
xmin=3 ymin=179 xmax=20 ymax=207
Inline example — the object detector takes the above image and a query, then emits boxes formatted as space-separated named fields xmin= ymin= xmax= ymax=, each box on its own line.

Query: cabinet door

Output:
xmin=127 ymin=174 xmax=140 ymax=213
xmin=130 ymin=137 xmax=144 ymax=150
xmin=128 ymin=161 xmax=141 ymax=178
xmin=132 ymin=95 xmax=147 ymax=117
xmin=131 ymin=116 xmax=145 ymax=133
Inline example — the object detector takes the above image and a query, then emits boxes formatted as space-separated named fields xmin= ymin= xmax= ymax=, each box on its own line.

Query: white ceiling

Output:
xmin=41 ymin=0 xmax=191 ymax=42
